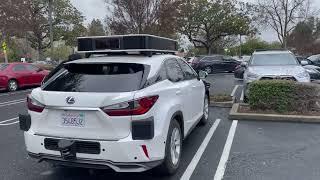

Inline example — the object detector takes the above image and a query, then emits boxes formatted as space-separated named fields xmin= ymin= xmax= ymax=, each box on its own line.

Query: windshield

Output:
xmin=43 ymin=63 xmax=150 ymax=93
xmin=250 ymin=53 xmax=298 ymax=66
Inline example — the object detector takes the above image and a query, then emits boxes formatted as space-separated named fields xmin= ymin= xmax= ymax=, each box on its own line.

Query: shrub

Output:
xmin=248 ymin=80 xmax=320 ymax=113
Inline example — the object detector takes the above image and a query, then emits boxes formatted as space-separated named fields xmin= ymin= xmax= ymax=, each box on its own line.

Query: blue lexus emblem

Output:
xmin=66 ymin=97 xmax=75 ymax=104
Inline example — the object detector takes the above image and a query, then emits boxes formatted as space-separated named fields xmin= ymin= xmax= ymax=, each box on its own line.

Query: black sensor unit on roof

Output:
xmin=77 ymin=34 xmax=178 ymax=55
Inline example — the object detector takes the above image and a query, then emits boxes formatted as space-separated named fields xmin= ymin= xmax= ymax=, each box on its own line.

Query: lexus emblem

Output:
xmin=66 ymin=97 xmax=75 ymax=104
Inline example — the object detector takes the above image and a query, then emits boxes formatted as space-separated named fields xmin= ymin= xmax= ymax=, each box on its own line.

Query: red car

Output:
xmin=0 ymin=63 xmax=49 ymax=91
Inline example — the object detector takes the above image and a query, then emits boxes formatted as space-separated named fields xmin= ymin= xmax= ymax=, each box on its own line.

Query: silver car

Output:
xmin=243 ymin=50 xmax=310 ymax=99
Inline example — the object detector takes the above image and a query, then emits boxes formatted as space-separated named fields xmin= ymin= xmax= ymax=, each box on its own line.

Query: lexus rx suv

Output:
xmin=244 ymin=50 xmax=310 ymax=100
xmin=20 ymin=54 xmax=209 ymax=175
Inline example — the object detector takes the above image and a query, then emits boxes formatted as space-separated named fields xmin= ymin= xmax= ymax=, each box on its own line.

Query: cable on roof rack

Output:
xmin=77 ymin=34 xmax=178 ymax=57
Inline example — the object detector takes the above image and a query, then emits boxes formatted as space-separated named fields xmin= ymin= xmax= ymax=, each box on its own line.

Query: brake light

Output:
xmin=101 ymin=96 xmax=159 ymax=116
xmin=27 ymin=95 xmax=45 ymax=113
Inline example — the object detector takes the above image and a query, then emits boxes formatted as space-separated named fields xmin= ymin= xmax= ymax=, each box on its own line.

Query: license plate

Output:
xmin=61 ymin=112 xmax=85 ymax=127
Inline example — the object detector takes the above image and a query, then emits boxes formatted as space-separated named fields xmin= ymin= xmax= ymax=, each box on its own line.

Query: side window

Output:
xmin=13 ymin=64 xmax=27 ymax=72
xmin=26 ymin=64 xmax=39 ymax=71
xmin=165 ymin=59 xmax=184 ymax=82
xmin=177 ymin=59 xmax=197 ymax=80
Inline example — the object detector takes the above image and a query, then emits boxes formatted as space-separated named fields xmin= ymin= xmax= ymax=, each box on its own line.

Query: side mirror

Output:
xmin=301 ymin=60 xmax=308 ymax=66
xmin=199 ymin=70 xmax=208 ymax=79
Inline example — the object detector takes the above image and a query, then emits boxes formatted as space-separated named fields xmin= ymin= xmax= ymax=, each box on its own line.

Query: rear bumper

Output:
xmin=28 ymin=152 xmax=162 ymax=172
xmin=24 ymin=132 xmax=166 ymax=172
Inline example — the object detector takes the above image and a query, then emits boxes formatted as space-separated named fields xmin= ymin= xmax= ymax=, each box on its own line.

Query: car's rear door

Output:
xmin=176 ymin=58 xmax=204 ymax=126
xmin=32 ymin=62 xmax=149 ymax=140
xmin=164 ymin=59 xmax=193 ymax=127
xmin=12 ymin=64 xmax=30 ymax=86
xmin=26 ymin=64 xmax=43 ymax=85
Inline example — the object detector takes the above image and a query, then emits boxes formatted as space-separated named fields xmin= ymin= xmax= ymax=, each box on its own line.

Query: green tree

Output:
xmin=24 ymin=0 xmax=84 ymax=59
xmin=88 ymin=19 xmax=105 ymax=36
xmin=178 ymin=0 xmax=257 ymax=55
xmin=44 ymin=44 xmax=73 ymax=61
xmin=105 ymin=0 xmax=181 ymax=38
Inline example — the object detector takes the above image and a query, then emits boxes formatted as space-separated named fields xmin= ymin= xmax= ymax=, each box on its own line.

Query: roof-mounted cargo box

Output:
xmin=77 ymin=34 xmax=178 ymax=57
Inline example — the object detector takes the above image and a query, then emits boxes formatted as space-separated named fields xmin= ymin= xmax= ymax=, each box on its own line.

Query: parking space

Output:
xmin=1 ymin=73 xmax=319 ymax=180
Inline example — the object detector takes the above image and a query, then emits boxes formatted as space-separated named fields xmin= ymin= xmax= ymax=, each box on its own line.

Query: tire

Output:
xmin=203 ymin=66 xmax=212 ymax=74
xmin=199 ymin=95 xmax=209 ymax=126
xmin=156 ymin=119 xmax=182 ymax=175
xmin=7 ymin=79 xmax=18 ymax=92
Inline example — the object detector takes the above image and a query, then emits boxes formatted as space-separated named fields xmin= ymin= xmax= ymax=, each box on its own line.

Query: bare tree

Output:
xmin=257 ymin=0 xmax=316 ymax=48
xmin=105 ymin=0 xmax=181 ymax=38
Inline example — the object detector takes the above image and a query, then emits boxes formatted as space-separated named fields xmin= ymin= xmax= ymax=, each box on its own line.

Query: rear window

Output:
xmin=0 ymin=64 xmax=9 ymax=71
xmin=251 ymin=53 xmax=298 ymax=66
xmin=43 ymin=63 xmax=150 ymax=92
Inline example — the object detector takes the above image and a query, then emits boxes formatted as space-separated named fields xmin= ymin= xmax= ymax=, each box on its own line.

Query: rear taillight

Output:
xmin=101 ymin=95 xmax=159 ymax=116
xmin=27 ymin=95 xmax=45 ymax=113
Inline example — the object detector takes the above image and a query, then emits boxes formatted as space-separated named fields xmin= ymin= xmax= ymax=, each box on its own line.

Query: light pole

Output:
xmin=48 ymin=0 xmax=54 ymax=58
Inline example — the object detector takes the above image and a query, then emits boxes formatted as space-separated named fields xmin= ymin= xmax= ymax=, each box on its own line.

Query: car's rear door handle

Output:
xmin=192 ymin=85 xmax=197 ymax=88
xmin=176 ymin=90 xmax=182 ymax=95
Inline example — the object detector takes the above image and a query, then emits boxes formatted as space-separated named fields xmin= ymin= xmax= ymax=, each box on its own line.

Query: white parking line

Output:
xmin=0 ymin=89 xmax=32 ymax=97
xmin=180 ymin=119 xmax=221 ymax=180
xmin=0 ymin=100 xmax=25 ymax=107
xmin=0 ymin=121 xmax=19 ymax=126
xmin=0 ymin=99 xmax=25 ymax=105
xmin=240 ymin=90 xmax=244 ymax=102
xmin=0 ymin=117 xmax=19 ymax=126
xmin=214 ymin=120 xmax=238 ymax=180
xmin=0 ymin=117 xmax=18 ymax=124
xmin=230 ymin=85 xmax=240 ymax=97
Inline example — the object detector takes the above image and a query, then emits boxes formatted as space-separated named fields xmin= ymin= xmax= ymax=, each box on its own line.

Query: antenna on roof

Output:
xmin=76 ymin=34 xmax=178 ymax=57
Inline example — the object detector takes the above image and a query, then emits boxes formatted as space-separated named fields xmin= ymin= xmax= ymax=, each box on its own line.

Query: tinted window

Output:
xmin=0 ymin=64 xmax=9 ymax=71
xmin=177 ymin=59 xmax=197 ymax=80
xmin=165 ymin=59 xmax=184 ymax=82
xmin=43 ymin=63 xmax=149 ymax=92
xmin=13 ymin=64 xmax=27 ymax=71
xmin=26 ymin=64 xmax=40 ymax=71
xmin=251 ymin=53 xmax=298 ymax=66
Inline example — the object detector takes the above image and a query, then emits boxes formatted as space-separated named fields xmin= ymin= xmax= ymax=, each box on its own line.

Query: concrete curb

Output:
xmin=229 ymin=103 xmax=320 ymax=123
xmin=210 ymin=97 xmax=235 ymax=108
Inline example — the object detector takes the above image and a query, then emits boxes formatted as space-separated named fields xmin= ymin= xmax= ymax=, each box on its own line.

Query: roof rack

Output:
xmin=77 ymin=34 xmax=178 ymax=57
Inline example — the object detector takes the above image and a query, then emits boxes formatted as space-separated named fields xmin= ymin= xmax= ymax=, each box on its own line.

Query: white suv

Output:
xmin=20 ymin=54 xmax=209 ymax=174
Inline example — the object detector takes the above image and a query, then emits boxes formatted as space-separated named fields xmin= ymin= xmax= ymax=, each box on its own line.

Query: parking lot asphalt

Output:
xmin=1 ymin=74 xmax=320 ymax=180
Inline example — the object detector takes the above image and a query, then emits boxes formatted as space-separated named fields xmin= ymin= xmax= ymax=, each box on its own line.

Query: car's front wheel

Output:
xmin=156 ymin=119 xmax=182 ymax=175
xmin=8 ymin=79 xmax=18 ymax=92
xmin=199 ymin=95 xmax=209 ymax=125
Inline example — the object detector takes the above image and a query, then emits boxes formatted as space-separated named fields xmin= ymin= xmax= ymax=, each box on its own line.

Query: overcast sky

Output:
xmin=70 ymin=0 xmax=320 ymax=42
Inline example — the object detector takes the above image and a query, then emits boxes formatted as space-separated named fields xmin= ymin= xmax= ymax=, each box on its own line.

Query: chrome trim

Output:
xmin=45 ymin=106 xmax=99 ymax=111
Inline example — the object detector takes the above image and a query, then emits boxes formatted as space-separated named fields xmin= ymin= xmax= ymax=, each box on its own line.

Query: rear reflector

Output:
xmin=141 ymin=145 xmax=150 ymax=159
xmin=27 ymin=95 xmax=45 ymax=113
xmin=101 ymin=95 xmax=159 ymax=116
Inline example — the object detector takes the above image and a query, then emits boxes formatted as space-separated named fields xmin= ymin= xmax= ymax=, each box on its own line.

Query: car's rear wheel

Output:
xmin=156 ymin=119 xmax=182 ymax=175
xmin=199 ymin=95 xmax=209 ymax=125
xmin=8 ymin=80 xmax=18 ymax=92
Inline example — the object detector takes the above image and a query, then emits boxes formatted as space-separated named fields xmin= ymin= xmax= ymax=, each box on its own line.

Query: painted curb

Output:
xmin=229 ymin=103 xmax=320 ymax=123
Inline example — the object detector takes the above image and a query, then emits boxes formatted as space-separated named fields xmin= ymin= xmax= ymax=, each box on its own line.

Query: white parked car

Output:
xmin=20 ymin=35 xmax=210 ymax=175
xmin=243 ymin=50 xmax=310 ymax=100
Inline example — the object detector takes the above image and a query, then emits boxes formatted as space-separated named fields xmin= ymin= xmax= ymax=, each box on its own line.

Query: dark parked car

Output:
xmin=191 ymin=55 xmax=240 ymax=74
